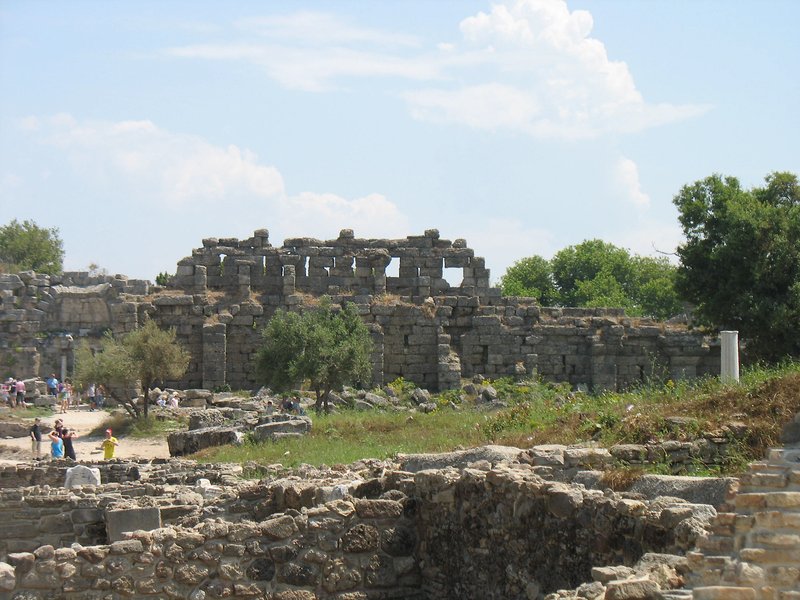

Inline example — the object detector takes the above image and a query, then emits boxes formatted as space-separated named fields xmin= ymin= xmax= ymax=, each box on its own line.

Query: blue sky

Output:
xmin=1 ymin=0 xmax=798 ymax=283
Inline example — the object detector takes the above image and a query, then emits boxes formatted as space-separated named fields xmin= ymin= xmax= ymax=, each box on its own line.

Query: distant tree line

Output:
xmin=501 ymin=171 xmax=800 ymax=361
xmin=500 ymin=240 xmax=682 ymax=320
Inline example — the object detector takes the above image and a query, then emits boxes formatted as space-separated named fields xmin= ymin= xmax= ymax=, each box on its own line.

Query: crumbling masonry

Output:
xmin=0 ymin=229 xmax=719 ymax=392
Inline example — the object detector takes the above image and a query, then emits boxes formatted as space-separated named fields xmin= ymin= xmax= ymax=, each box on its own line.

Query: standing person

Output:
xmin=14 ymin=379 xmax=25 ymax=408
xmin=62 ymin=428 xmax=77 ymax=460
xmin=96 ymin=384 xmax=105 ymax=410
xmin=69 ymin=381 xmax=79 ymax=408
xmin=29 ymin=418 xmax=42 ymax=458
xmin=46 ymin=373 xmax=58 ymax=397
xmin=101 ymin=428 xmax=118 ymax=459
xmin=59 ymin=381 xmax=69 ymax=413
xmin=87 ymin=382 xmax=96 ymax=411
xmin=48 ymin=430 xmax=64 ymax=458
xmin=0 ymin=379 xmax=10 ymax=407
xmin=265 ymin=399 xmax=274 ymax=422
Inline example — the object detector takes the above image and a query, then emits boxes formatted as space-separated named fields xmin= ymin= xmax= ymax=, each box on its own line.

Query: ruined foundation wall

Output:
xmin=0 ymin=229 xmax=720 ymax=394
xmin=0 ymin=463 xmax=714 ymax=599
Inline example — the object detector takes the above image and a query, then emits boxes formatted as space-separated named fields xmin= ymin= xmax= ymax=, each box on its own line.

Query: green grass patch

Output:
xmin=193 ymin=362 xmax=800 ymax=477
xmin=85 ymin=412 xmax=186 ymax=439
xmin=196 ymin=410 xmax=488 ymax=467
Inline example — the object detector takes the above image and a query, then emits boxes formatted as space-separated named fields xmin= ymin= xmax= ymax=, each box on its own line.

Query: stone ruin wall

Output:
xmin=0 ymin=229 xmax=720 ymax=393
xmin=0 ymin=457 xmax=715 ymax=599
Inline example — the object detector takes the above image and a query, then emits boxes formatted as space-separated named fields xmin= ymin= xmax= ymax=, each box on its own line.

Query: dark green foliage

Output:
xmin=0 ymin=219 xmax=64 ymax=274
xmin=155 ymin=271 xmax=171 ymax=286
xmin=499 ymin=255 xmax=559 ymax=305
xmin=254 ymin=299 xmax=373 ymax=412
xmin=674 ymin=172 xmax=800 ymax=360
xmin=500 ymin=240 xmax=683 ymax=319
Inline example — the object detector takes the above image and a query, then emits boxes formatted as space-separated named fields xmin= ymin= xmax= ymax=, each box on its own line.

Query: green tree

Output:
xmin=255 ymin=299 xmax=373 ymax=413
xmin=74 ymin=320 xmax=190 ymax=418
xmin=0 ymin=219 xmax=64 ymax=274
xmin=499 ymin=255 xmax=559 ymax=305
xmin=125 ymin=320 xmax=191 ymax=418
xmin=674 ymin=172 xmax=800 ymax=360
xmin=501 ymin=240 xmax=682 ymax=319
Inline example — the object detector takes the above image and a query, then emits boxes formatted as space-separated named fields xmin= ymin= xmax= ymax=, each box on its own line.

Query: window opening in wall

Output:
xmin=442 ymin=267 xmax=463 ymax=289
xmin=385 ymin=257 xmax=399 ymax=278
xmin=404 ymin=334 xmax=410 ymax=347
xmin=219 ymin=254 xmax=227 ymax=276
xmin=638 ymin=365 xmax=645 ymax=381
xmin=482 ymin=345 xmax=489 ymax=363
xmin=261 ymin=256 xmax=267 ymax=276
xmin=562 ymin=355 xmax=567 ymax=374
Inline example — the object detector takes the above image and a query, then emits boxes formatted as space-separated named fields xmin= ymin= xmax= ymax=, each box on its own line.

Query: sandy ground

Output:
xmin=0 ymin=406 xmax=170 ymax=464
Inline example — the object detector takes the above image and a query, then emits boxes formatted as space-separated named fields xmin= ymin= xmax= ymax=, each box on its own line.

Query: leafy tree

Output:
xmin=674 ymin=171 xmax=800 ymax=360
xmin=74 ymin=320 xmax=190 ymax=418
xmin=0 ymin=219 xmax=64 ymax=274
xmin=499 ymin=255 xmax=559 ymax=305
xmin=125 ymin=320 xmax=191 ymax=418
xmin=551 ymin=240 xmax=635 ymax=307
xmin=500 ymin=240 xmax=683 ymax=319
xmin=255 ymin=299 xmax=373 ymax=413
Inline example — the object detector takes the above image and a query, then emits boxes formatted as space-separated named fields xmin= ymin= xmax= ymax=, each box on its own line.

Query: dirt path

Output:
xmin=0 ymin=407 xmax=170 ymax=463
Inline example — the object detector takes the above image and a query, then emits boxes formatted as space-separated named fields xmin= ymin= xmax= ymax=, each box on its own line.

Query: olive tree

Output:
xmin=74 ymin=320 xmax=190 ymax=418
xmin=254 ymin=299 xmax=373 ymax=413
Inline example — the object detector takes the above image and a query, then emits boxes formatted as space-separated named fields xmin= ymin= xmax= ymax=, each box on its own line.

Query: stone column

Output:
xmin=720 ymin=330 xmax=740 ymax=383
xmin=202 ymin=323 xmax=227 ymax=390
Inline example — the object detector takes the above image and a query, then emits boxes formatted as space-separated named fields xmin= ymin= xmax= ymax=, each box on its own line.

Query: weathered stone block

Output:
xmin=106 ymin=507 xmax=161 ymax=543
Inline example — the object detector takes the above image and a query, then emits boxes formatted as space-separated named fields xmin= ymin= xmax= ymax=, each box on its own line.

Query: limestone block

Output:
xmin=65 ymin=465 xmax=101 ymax=488
xmin=253 ymin=417 xmax=312 ymax=441
xmin=106 ymin=507 xmax=161 ymax=543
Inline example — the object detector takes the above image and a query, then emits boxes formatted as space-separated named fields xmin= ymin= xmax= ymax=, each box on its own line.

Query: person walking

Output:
xmin=29 ymin=417 xmax=42 ymax=458
xmin=101 ymin=428 xmax=118 ymax=459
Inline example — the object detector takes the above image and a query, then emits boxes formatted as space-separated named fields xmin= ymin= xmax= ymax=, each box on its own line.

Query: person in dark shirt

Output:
xmin=62 ymin=428 xmax=77 ymax=461
xmin=29 ymin=418 xmax=42 ymax=458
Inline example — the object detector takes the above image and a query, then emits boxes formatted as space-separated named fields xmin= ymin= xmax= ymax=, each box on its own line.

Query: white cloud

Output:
xmin=163 ymin=0 xmax=709 ymax=137
xmin=405 ymin=83 xmax=540 ymax=132
xmin=20 ymin=114 xmax=409 ymax=251
xmin=278 ymin=192 xmax=410 ymax=240
xmin=614 ymin=156 xmax=650 ymax=207
xmin=166 ymin=43 xmax=442 ymax=92
xmin=35 ymin=115 xmax=284 ymax=206
xmin=405 ymin=0 xmax=710 ymax=139
xmin=457 ymin=218 xmax=557 ymax=282
xmin=235 ymin=12 xmax=420 ymax=48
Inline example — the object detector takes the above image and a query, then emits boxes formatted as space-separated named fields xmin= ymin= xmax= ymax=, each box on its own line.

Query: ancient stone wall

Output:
xmin=0 ymin=229 xmax=721 ymax=394
xmin=0 ymin=461 xmax=714 ymax=599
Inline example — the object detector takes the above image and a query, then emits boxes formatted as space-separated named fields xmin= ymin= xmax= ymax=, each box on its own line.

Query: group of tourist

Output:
xmin=1 ymin=377 xmax=28 ymax=408
xmin=1 ymin=373 xmax=107 ymax=412
xmin=29 ymin=418 xmax=119 ymax=460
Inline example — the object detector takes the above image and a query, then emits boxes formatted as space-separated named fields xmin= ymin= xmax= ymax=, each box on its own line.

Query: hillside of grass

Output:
xmin=196 ymin=362 xmax=800 ymax=475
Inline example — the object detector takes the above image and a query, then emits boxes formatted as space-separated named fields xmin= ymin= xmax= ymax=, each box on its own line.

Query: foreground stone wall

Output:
xmin=0 ymin=458 xmax=718 ymax=599
xmin=0 ymin=229 xmax=720 ymax=393
xmin=3 ymin=498 xmax=422 ymax=600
